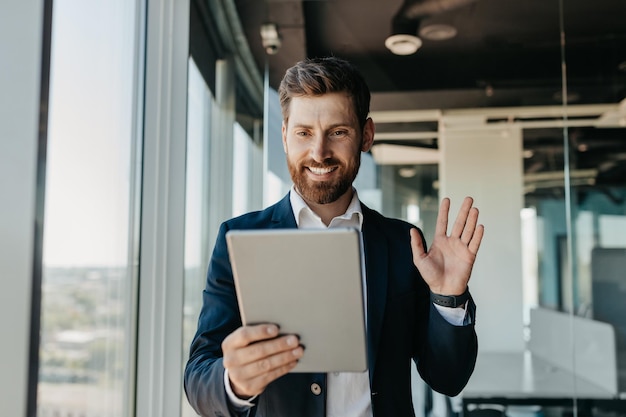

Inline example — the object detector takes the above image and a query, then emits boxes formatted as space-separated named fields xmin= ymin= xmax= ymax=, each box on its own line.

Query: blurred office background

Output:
xmin=2 ymin=0 xmax=626 ymax=416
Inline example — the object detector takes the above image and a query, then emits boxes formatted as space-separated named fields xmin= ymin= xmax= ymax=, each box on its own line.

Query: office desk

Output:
xmin=462 ymin=351 xmax=617 ymax=414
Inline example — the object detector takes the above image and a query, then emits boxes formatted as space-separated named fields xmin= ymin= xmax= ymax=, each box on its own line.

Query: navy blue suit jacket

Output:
xmin=184 ymin=193 xmax=477 ymax=417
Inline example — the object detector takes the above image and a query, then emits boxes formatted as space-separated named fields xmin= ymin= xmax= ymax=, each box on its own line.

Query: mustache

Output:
xmin=304 ymin=158 xmax=341 ymax=168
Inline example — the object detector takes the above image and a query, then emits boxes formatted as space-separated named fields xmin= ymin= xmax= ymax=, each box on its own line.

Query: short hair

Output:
xmin=278 ymin=57 xmax=371 ymax=129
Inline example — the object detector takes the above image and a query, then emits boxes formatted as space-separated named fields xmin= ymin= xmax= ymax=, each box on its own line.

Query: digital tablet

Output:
xmin=225 ymin=228 xmax=367 ymax=373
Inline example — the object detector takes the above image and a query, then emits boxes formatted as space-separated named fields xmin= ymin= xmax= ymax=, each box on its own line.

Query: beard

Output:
xmin=287 ymin=154 xmax=361 ymax=205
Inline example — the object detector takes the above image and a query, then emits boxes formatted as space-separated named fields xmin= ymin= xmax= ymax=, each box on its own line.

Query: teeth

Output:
xmin=309 ymin=166 xmax=334 ymax=175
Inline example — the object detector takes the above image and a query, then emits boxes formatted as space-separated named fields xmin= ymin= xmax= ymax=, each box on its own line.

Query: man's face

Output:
xmin=282 ymin=92 xmax=374 ymax=205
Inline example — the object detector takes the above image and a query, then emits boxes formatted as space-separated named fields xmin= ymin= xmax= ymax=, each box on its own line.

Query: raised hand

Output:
xmin=410 ymin=197 xmax=484 ymax=296
xmin=222 ymin=324 xmax=304 ymax=398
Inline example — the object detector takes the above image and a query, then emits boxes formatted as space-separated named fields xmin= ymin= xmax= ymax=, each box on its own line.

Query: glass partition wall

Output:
xmin=560 ymin=0 xmax=626 ymax=413
xmin=520 ymin=1 xmax=626 ymax=415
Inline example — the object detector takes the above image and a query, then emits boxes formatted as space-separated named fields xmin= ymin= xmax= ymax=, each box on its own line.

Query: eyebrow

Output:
xmin=290 ymin=122 xmax=354 ymax=130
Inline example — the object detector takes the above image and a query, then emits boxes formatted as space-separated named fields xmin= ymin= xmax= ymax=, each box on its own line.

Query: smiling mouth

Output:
xmin=307 ymin=166 xmax=337 ymax=175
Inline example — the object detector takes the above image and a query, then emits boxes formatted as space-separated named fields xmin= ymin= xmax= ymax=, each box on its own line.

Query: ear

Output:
xmin=281 ymin=120 xmax=288 ymax=153
xmin=361 ymin=118 xmax=375 ymax=152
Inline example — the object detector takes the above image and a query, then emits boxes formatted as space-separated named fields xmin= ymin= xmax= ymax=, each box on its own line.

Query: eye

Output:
xmin=330 ymin=130 xmax=348 ymax=137
xmin=295 ymin=130 xmax=309 ymax=137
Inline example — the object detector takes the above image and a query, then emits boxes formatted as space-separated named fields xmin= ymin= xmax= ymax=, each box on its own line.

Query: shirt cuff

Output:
xmin=433 ymin=302 xmax=467 ymax=326
xmin=224 ymin=368 xmax=257 ymax=410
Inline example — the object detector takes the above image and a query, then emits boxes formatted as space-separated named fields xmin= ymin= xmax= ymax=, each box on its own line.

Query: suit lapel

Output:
xmin=270 ymin=192 xmax=298 ymax=228
xmin=361 ymin=206 xmax=388 ymax=383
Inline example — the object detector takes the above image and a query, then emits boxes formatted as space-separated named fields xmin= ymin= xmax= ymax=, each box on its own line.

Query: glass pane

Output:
xmin=523 ymin=127 xmax=568 ymax=313
xmin=182 ymin=57 xmax=213 ymax=417
xmin=563 ymin=0 xmax=626 ymax=409
xmin=519 ymin=0 xmax=626 ymax=413
xmin=265 ymin=87 xmax=292 ymax=204
xmin=233 ymin=122 xmax=262 ymax=216
xmin=38 ymin=1 xmax=141 ymax=416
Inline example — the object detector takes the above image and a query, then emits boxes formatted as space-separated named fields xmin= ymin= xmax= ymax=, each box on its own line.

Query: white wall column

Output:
xmin=0 ymin=2 xmax=45 ymax=416
xmin=0 ymin=1 xmax=45 ymax=416
xmin=439 ymin=123 xmax=525 ymax=352
xmin=136 ymin=0 xmax=189 ymax=415
xmin=208 ymin=57 xmax=236 ymax=240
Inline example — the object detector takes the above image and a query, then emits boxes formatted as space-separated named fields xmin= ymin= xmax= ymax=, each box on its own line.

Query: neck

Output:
xmin=296 ymin=187 xmax=354 ymax=226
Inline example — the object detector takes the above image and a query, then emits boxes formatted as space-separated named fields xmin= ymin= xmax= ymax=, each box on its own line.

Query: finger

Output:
xmin=226 ymin=335 xmax=303 ymax=397
xmin=468 ymin=224 xmax=485 ymax=255
xmin=229 ymin=356 xmax=301 ymax=397
xmin=223 ymin=333 xmax=300 ymax=369
xmin=450 ymin=197 xmax=473 ymax=238
xmin=410 ymin=228 xmax=425 ymax=265
xmin=229 ymin=343 xmax=304 ymax=385
xmin=434 ymin=197 xmax=450 ymax=237
xmin=460 ymin=207 xmax=479 ymax=245
xmin=222 ymin=324 xmax=279 ymax=352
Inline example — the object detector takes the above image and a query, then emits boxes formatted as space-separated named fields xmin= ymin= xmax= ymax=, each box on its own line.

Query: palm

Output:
xmin=411 ymin=197 xmax=484 ymax=296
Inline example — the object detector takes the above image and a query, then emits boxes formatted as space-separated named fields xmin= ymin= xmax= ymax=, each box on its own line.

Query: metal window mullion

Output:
xmin=123 ymin=0 xmax=147 ymax=415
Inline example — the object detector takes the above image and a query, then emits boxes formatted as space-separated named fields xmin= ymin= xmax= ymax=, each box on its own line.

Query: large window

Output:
xmin=38 ymin=1 xmax=143 ymax=416
xmin=182 ymin=55 xmax=265 ymax=417
xmin=233 ymin=122 xmax=263 ymax=216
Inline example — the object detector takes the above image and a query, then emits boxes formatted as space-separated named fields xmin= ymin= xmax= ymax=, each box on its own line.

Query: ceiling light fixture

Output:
xmin=386 ymin=0 xmax=475 ymax=55
xmin=419 ymin=23 xmax=457 ymax=41
xmin=260 ymin=22 xmax=281 ymax=55
xmin=552 ymin=90 xmax=581 ymax=103
xmin=385 ymin=34 xmax=422 ymax=55
xmin=398 ymin=167 xmax=418 ymax=178
xmin=385 ymin=16 xmax=422 ymax=55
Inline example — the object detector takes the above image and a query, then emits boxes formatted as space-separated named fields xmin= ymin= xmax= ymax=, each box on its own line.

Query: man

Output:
xmin=184 ymin=57 xmax=484 ymax=417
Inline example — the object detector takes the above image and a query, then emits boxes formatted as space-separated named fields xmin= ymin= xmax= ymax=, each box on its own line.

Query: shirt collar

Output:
xmin=290 ymin=186 xmax=364 ymax=230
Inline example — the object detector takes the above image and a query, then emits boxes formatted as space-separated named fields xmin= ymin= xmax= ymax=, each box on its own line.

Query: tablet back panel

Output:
xmin=226 ymin=228 xmax=367 ymax=373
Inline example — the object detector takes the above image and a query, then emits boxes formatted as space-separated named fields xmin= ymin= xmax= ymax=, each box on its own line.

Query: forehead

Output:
xmin=286 ymin=93 xmax=357 ymax=126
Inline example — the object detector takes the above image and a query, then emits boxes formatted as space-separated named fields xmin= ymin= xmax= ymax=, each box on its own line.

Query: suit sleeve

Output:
xmin=412 ymin=227 xmax=478 ymax=397
xmin=416 ymin=296 xmax=478 ymax=397
xmin=184 ymin=222 xmax=253 ymax=417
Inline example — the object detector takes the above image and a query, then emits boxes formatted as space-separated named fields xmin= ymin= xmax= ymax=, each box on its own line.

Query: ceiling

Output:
xmin=232 ymin=0 xmax=626 ymax=198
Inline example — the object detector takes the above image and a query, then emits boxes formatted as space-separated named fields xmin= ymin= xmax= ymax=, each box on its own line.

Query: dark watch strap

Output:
xmin=430 ymin=287 xmax=470 ymax=308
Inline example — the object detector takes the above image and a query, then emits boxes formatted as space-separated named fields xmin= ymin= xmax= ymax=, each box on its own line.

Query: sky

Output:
xmin=43 ymin=0 xmax=136 ymax=267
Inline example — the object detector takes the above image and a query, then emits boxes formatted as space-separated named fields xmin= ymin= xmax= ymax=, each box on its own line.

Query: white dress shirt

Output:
xmin=225 ymin=187 xmax=466 ymax=416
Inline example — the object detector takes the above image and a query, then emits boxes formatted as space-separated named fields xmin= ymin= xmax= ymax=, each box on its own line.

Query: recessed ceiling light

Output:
xmin=398 ymin=167 xmax=418 ymax=178
xmin=385 ymin=34 xmax=422 ymax=55
xmin=419 ymin=24 xmax=457 ymax=41
xmin=552 ymin=90 xmax=580 ymax=103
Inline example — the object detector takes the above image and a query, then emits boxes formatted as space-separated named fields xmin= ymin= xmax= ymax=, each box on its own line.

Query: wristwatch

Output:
xmin=430 ymin=287 xmax=470 ymax=308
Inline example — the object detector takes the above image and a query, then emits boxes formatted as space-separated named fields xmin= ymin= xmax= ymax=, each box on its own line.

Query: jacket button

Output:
xmin=310 ymin=383 xmax=322 ymax=395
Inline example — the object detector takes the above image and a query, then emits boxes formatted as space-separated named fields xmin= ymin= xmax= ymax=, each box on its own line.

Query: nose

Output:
xmin=309 ymin=134 xmax=332 ymax=162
